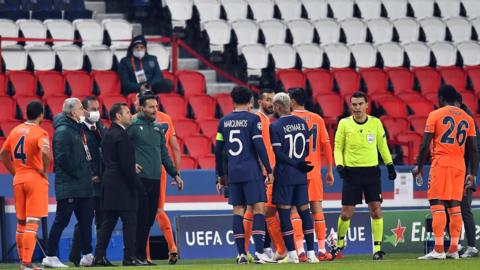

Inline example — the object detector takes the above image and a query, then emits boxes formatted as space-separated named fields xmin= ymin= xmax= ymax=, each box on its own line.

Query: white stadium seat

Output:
xmin=73 ymin=19 xmax=104 ymax=46
xmin=239 ymin=44 xmax=269 ymax=77
xmin=54 ymin=45 xmax=84 ymax=71
xmin=408 ymin=0 xmax=435 ymax=19
xmin=429 ymin=41 xmax=458 ymax=67
xmin=295 ymin=43 xmax=325 ymax=69
xmin=313 ymin=18 xmax=341 ymax=45
xmin=103 ymin=19 xmax=133 ymax=48
xmin=461 ymin=0 xmax=480 ymax=18
xmin=366 ymin=18 xmax=394 ymax=44
xmin=356 ymin=0 xmax=383 ymax=19
xmin=328 ymin=0 xmax=354 ymax=20
xmin=340 ymin=18 xmax=368 ymax=44
xmin=0 ymin=19 xmax=19 ymax=47
xmin=349 ymin=42 xmax=378 ymax=68
xmin=112 ymin=46 xmax=128 ymax=63
xmin=2 ymin=45 xmax=28 ymax=71
xmin=164 ymin=0 xmax=194 ymax=28
xmin=286 ymin=19 xmax=315 ymax=46
xmin=269 ymin=44 xmax=297 ymax=69
xmin=393 ymin=18 xmax=421 ymax=43
xmin=274 ymin=0 xmax=302 ymax=20
xmin=381 ymin=0 xmax=408 ymax=19
xmin=471 ymin=17 xmax=480 ymax=39
xmin=436 ymin=0 xmax=461 ymax=19
xmin=194 ymin=0 xmax=221 ymax=23
xmin=456 ymin=41 xmax=480 ymax=66
xmin=44 ymin=20 xmax=75 ymax=46
xmin=377 ymin=42 xmax=406 ymax=68
xmin=419 ymin=17 xmax=447 ymax=43
xmin=231 ymin=20 xmax=260 ymax=48
xmin=323 ymin=43 xmax=352 ymax=68
xmin=445 ymin=18 xmax=474 ymax=43
xmin=301 ymin=0 xmax=329 ymax=20
xmin=247 ymin=0 xmax=275 ymax=21
xmin=84 ymin=45 xmax=114 ymax=71
xmin=220 ymin=0 xmax=248 ymax=21
xmin=26 ymin=45 xmax=56 ymax=71
xmin=147 ymin=43 xmax=171 ymax=70
xmin=258 ymin=19 xmax=287 ymax=46
xmin=202 ymin=20 xmax=232 ymax=53
xmin=403 ymin=41 xmax=432 ymax=67
xmin=17 ymin=19 xmax=47 ymax=46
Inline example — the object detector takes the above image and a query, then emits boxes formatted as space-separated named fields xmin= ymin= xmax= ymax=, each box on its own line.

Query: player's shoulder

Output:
xmin=338 ymin=116 xmax=352 ymax=125
xmin=156 ymin=111 xmax=172 ymax=122
xmin=369 ymin=115 xmax=383 ymax=125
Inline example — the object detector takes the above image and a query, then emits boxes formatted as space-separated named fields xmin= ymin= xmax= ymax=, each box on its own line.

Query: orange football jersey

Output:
xmin=256 ymin=111 xmax=276 ymax=171
xmin=1 ymin=122 xmax=49 ymax=185
xmin=155 ymin=111 xmax=176 ymax=144
xmin=425 ymin=106 xmax=476 ymax=171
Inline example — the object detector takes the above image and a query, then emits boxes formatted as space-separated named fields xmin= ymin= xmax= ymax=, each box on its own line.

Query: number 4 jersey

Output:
xmin=1 ymin=122 xmax=50 ymax=185
xmin=425 ymin=105 xmax=476 ymax=172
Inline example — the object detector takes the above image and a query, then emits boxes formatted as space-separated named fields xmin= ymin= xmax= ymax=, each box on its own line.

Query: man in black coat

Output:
xmin=93 ymin=103 xmax=143 ymax=267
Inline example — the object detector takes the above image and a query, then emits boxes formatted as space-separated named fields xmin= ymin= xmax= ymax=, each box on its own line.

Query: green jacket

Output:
xmin=127 ymin=113 xmax=177 ymax=180
xmin=53 ymin=114 xmax=93 ymax=200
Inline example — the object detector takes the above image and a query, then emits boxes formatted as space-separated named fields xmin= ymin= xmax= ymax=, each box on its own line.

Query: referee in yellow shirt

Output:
xmin=331 ymin=92 xmax=397 ymax=260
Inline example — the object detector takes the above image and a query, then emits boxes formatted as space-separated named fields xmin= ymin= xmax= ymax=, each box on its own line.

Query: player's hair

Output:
xmin=139 ymin=94 xmax=158 ymax=107
xmin=231 ymin=86 xmax=252 ymax=105
xmin=26 ymin=100 xmax=44 ymax=120
xmin=350 ymin=91 xmax=368 ymax=103
xmin=62 ymin=97 xmax=81 ymax=114
xmin=273 ymin=92 xmax=291 ymax=109
xmin=81 ymin=96 xmax=98 ymax=109
xmin=455 ymin=91 xmax=463 ymax=103
xmin=438 ymin=85 xmax=458 ymax=104
xmin=109 ymin=103 xmax=129 ymax=121
xmin=259 ymin=88 xmax=274 ymax=99
xmin=288 ymin=88 xmax=306 ymax=106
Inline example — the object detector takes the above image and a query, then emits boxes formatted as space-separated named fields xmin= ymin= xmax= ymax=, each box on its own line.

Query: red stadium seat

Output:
xmin=64 ymin=71 xmax=93 ymax=98
xmin=214 ymin=93 xmax=234 ymax=116
xmin=16 ymin=97 xmax=43 ymax=120
xmin=409 ymin=116 xmax=427 ymax=135
xmin=458 ymin=90 xmax=478 ymax=114
xmin=380 ymin=116 xmax=409 ymax=140
xmin=176 ymin=137 xmax=185 ymax=153
xmin=162 ymin=70 xmax=175 ymax=83
xmin=176 ymin=70 xmax=206 ymax=98
xmin=0 ymin=73 xmax=7 ymax=96
xmin=40 ymin=120 xmax=54 ymax=138
xmin=184 ymin=135 xmax=212 ymax=158
xmin=92 ymin=71 xmax=121 ymax=97
xmin=172 ymin=119 xmax=200 ymax=139
xmin=331 ymin=68 xmax=360 ymax=97
xmin=397 ymin=92 xmax=426 ymax=103
xmin=385 ymin=67 xmax=414 ymax=94
xmin=316 ymin=93 xmax=344 ymax=119
xmin=45 ymin=96 xmax=66 ymax=118
xmin=0 ymin=96 xmax=16 ymax=121
xmin=198 ymin=154 xmax=215 ymax=169
xmin=189 ymin=95 xmax=216 ymax=119
xmin=407 ymin=99 xmax=435 ymax=117
xmin=412 ymin=67 xmax=441 ymax=95
xmin=423 ymin=92 xmax=438 ymax=106
xmin=0 ymin=137 xmax=8 ymax=174
xmin=304 ymin=69 xmax=333 ymax=97
xmin=358 ymin=68 xmax=388 ymax=95
xmin=36 ymin=71 xmax=67 ymax=99
xmin=0 ymin=119 xmax=22 ymax=137
xmin=380 ymin=99 xmax=407 ymax=118
xmin=102 ymin=96 xmax=129 ymax=118
xmin=198 ymin=118 xmax=219 ymax=140
xmin=276 ymin=69 xmax=306 ymax=91
xmin=159 ymin=94 xmax=187 ymax=119
xmin=369 ymin=92 xmax=397 ymax=104
xmin=475 ymin=115 xmax=480 ymax=126
xmin=8 ymin=71 xmax=37 ymax=97
xmin=103 ymin=119 xmax=111 ymax=128
xmin=180 ymin=155 xmax=198 ymax=169
xmin=396 ymin=132 xmax=422 ymax=164
xmin=437 ymin=66 xmax=467 ymax=91
xmin=465 ymin=67 xmax=480 ymax=96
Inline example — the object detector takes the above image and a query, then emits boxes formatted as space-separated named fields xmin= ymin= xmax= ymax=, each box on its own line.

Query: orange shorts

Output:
xmin=158 ymin=167 xmax=167 ymax=209
xmin=308 ymin=178 xmax=323 ymax=202
xmin=14 ymin=180 xmax=48 ymax=220
xmin=266 ymin=183 xmax=275 ymax=208
xmin=428 ymin=166 xmax=465 ymax=202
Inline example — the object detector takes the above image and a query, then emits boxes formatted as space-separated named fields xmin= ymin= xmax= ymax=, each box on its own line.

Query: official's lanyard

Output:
xmin=131 ymin=57 xmax=143 ymax=72
xmin=81 ymin=129 xmax=92 ymax=161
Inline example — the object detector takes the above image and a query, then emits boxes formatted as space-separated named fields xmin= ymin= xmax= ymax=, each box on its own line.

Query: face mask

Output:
xmin=88 ymin=111 xmax=100 ymax=123
xmin=79 ymin=115 xmax=86 ymax=123
xmin=133 ymin=50 xmax=145 ymax=59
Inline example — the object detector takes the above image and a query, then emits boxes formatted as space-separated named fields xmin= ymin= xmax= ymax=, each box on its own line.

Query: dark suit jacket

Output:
xmin=101 ymin=122 xmax=140 ymax=211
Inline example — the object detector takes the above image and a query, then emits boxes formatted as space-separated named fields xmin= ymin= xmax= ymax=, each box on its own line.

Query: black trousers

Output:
xmin=46 ymin=198 xmax=93 ymax=256
xmin=461 ymin=188 xmax=476 ymax=247
xmin=135 ymin=178 xmax=160 ymax=260
xmin=95 ymin=210 xmax=137 ymax=260
xmin=69 ymin=196 xmax=104 ymax=260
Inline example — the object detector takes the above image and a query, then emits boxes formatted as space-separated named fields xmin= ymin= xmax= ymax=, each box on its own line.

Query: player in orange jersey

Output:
xmin=290 ymin=88 xmax=335 ymax=261
xmin=0 ymin=101 xmax=50 ymax=270
xmin=413 ymin=85 xmax=478 ymax=260
xmin=133 ymin=91 xmax=182 ymax=265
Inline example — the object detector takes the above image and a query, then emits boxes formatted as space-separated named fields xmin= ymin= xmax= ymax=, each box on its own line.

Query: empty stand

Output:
xmin=44 ymin=19 xmax=75 ymax=46
xmin=103 ymin=19 xmax=132 ymax=49
xmin=84 ymin=45 xmax=114 ymax=71
xmin=436 ymin=0 xmax=462 ymax=19
xmin=316 ymin=93 xmax=344 ymax=119
xmin=159 ymin=94 xmax=188 ymax=119
xmin=202 ymin=20 xmax=232 ymax=54
xmin=275 ymin=0 xmax=302 ymax=20
xmin=380 ymin=99 xmax=408 ymax=117
xmin=393 ymin=18 xmax=421 ymax=44
xmin=377 ymin=42 xmax=407 ymax=68
xmin=366 ymin=18 xmax=395 ymax=44
xmin=286 ymin=19 xmax=315 ymax=46
xmin=164 ymin=0 xmax=194 ymax=28
xmin=184 ymin=135 xmax=212 ymax=158
xmin=409 ymin=0 xmax=435 ymax=19
xmin=176 ymin=70 xmax=207 ymax=98
xmin=247 ymin=0 xmax=275 ymax=21
xmin=0 ymin=19 xmax=19 ymax=47
xmin=0 ymin=119 xmax=22 ymax=137
xmin=37 ymin=71 xmax=67 ymax=99
xmin=418 ymin=17 xmax=447 ymax=44
xmin=27 ymin=45 xmax=56 ymax=71
xmin=17 ymin=19 xmax=47 ymax=45
xmin=313 ymin=18 xmax=341 ymax=45
xmin=269 ymin=44 xmax=297 ymax=69
xmin=323 ymin=43 xmax=353 ymax=69
xmin=193 ymin=0 xmax=221 ymax=23
xmin=276 ymin=69 xmax=306 ymax=91
xmin=382 ymin=0 xmax=408 ymax=19
xmin=340 ymin=18 xmax=369 ymax=45
xmin=409 ymin=116 xmax=427 ymax=134
xmin=0 ymin=96 xmax=16 ymax=121
xmin=173 ymin=119 xmax=200 ymax=139
xmin=349 ymin=43 xmax=378 ymax=69
xmin=445 ymin=18 xmax=475 ymax=43
xmin=295 ymin=43 xmax=325 ymax=69
xmin=231 ymin=19 xmax=260 ymax=48
xmin=359 ymin=68 xmax=388 ymax=95
xmin=328 ymin=0 xmax=354 ymax=20
xmin=73 ymin=19 xmax=104 ymax=46
xmin=238 ymin=44 xmax=269 ymax=78
xmin=180 ymin=155 xmax=198 ymax=169
xmin=64 ymin=71 xmax=93 ymax=97
xmin=381 ymin=116 xmax=410 ymax=140
xmin=258 ymin=19 xmax=287 ymax=46
xmin=396 ymin=132 xmax=422 ymax=164
xmin=45 ymin=96 xmax=66 ymax=118
xmin=356 ymin=0 xmax=383 ymax=19
xmin=8 ymin=71 xmax=36 ymax=97
xmin=214 ymin=93 xmax=234 ymax=116
xmin=198 ymin=154 xmax=215 ymax=169
xmin=407 ymin=99 xmax=435 ymax=116
xmin=54 ymin=45 xmax=84 ymax=71
xmin=220 ymin=0 xmax=248 ymax=21
xmin=198 ymin=118 xmax=219 ymax=140
xmin=189 ymin=95 xmax=216 ymax=119
xmin=147 ymin=44 xmax=171 ymax=70
xmin=301 ymin=0 xmax=329 ymax=20
xmin=462 ymin=0 xmax=480 ymax=18
xmin=304 ymin=69 xmax=333 ymax=97
xmin=92 ymin=71 xmax=121 ymax=97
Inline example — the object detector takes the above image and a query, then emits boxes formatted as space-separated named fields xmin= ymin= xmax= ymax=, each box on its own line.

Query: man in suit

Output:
xmin=93 ymin=103 xmax=143 ymax=267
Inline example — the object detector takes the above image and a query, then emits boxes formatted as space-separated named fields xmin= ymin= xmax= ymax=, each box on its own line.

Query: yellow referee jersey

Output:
xmin=334 ymin=115 xmax=393 ymax=167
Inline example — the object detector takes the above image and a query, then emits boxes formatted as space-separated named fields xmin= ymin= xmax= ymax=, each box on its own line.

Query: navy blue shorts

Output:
xmin=228 ymin=180 xmax=266 ymax=206
xmin=272 ymin=183 xmax=308 ymax=206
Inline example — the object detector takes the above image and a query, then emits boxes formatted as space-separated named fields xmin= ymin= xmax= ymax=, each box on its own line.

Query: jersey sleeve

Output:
xmin=167 ymin=117 xmax=176 ymax=138
xmin=318 ymin=117 xmax=330 ymax=143
xmin=424 ymin=112 xmax=437 ymax=133
xmin=250 ymin=115 xmax=263 ymax=140
xmin=216 ymin=120 xmax=224 ymax=142
xmin=467 ymin=116 xmax=476 ymax=137
xmin=377 ymin=118 xmax=393 ymax=164
xmin=37 ymin=134 xmax=50 ymax=150
xmin=334 ymin=119 xmax=346 ymax=166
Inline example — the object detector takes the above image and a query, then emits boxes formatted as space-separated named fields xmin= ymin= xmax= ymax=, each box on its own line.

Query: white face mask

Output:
xmin=79 ymin=115 xmax=86 ymax=123
xmin=133 ymin=50 xmax=145 ymax=59
xmin=88 ymin=111 xmax=100 ymax=123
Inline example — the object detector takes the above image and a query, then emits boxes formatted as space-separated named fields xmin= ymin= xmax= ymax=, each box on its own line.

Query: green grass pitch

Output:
xmin=0 ymin=254 xmax=478 ymax=270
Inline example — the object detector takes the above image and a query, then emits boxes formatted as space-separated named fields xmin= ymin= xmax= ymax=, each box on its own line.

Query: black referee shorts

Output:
xmin=341 ymin=166 xmax=382 ymax=206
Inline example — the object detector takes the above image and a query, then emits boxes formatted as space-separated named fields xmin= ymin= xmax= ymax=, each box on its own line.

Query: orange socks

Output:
xmin=157 ymin=211 xmax=177 ymax=252
xmin=313 ymin=212 xmax=326 ymax=252
xmin=23 ymin=222 xmax=38 ymax=264
xmin=16 ymin=224 xmax=25 ymax=262
xmin=431 ymin=205 xmax=446 ymax=253
xmin=243 ymin=211 xmax=253 ymax=252
xmin=291 ymin=213 xmax=304 ymax=252
xmin=266 ymin=215 xmax=286 ymax=255
xmin=447 ymin=206 xmax=462 ymax=253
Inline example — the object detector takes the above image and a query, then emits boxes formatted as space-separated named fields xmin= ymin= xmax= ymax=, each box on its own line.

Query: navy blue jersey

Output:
xmin=215 ymin=111 xmax=271 ymax=183
xmin=270 ymin=115 xmax=309 ymax=185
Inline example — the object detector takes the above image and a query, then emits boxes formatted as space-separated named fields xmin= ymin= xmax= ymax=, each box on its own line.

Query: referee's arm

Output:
xmin=376 ymin=120 xmax=393 ymax=165
xmin=334 ymin=119 xmax=346 ymax=166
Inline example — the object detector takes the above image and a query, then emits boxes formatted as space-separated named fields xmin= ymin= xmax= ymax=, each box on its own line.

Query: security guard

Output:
xmin=331 ymin=91 xmax=397 ymax=260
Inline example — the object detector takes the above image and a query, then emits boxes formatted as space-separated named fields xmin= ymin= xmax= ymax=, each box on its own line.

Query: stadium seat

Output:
xmin=304 ymin=69 xmax=333 ymax=97
xmin=220 ymin=0 xmax=248 ymax=21
xmin=0 ymin=19 xmax=19 ymax=47
xmin=436 ymin=0 xmax=462 ymax=19
xmin=64 ymin=71 xmax=93 ymax=97
xmin=377 ymin=42 xmax=407 ymax=68
xmin=429 ymin=42 xmax=466 ymax=90
xmin=0 ymin=119 xmax=22 ymax=137
xmin=393 ymin=18 xmax=422 ymax=44
xmin=412 ymin=67 xmax=441 ymax=94
xmin=193 ymin=0 xmax=221 ymax=23
xmin=184 ymin=134 xmax=212 ymax=158
xmin=197 ymin=118 xmax=219 ymax=140
xmin=269 ymin=44 xmax=297 ymax=69
xmin=0 ymin=96 xmax=16 ymax=121
xmin=358 ymin=68 xmax=388 ymax=95
xmin=356 ymin=0 xmax=383 ymax=19
xmin=238 ymin=44 xmax=269 ymax=78
xmin=258 ymin=19 xmax=287 ymax=46
xmin=102 ymin=96 xmax=129 ymax=118
xmin=313 ymin=18 xmax=341 ymax=45
xmin=275 ymin=0 xmax=302 ymax=20
xmin=202 ymin=20 xmax=232 ymax=54
xmin=380 ymin=116 xmax=409 ymax=140
xmin=176 ymin=70 xmax=207 ymax=98
xmin=84 ymin=45 xmax=114 ymax=71
xmin=103 ymin=19 xmax=132 ymax=49
xmin=437 ymin=65 xmax=467 ymax=93
xmin=189 ymin=95 xmax=217 ymax=119
xmin=44 ymin=19 xmax=75 ymax=46
xmin=214 ymin=93 xmax=234 ymax=116
xmin=349 ymin=43 xmax=378 ymax=69
xmin=423 ymin=92 xmax=438 ymax=105
xmin=301 ymin=0 xmax=329 ymax=20
xmin=73 ymin=19 xmax=104 ymax=46
xmin=323 ymin=43 xmax=353 ymax=69
xmin=231 ymin=19 xmax=260 ymax=48
xmin=159 ymin=94 xmax=188 ymax=119
xmin=172 ymin=119 xmax=200 ymax=139
xmin=396 ymin=91 xmax=425 ymax=103
xmin=385 ymin=68 xmax=414 ymax=94
xmin=418 ymin=17 xmax=447 ymax=44
xmin=92 ymin=71 xmax=121 ymax=97
xmin=381 ymin=0 xmax=408 ymax=19
xmin=198 ymin=154 xmax=215 ymax=169
xmin=458 ymin=90 xmax=478 ymax=114
xmin=0 ymin=74 xmax=7 ymax=96
xmin=247 ymin=0 xmax=275 ymax=21
xmin=465 ymin=67 xmax=480 ymax=96
xmin=316 ymin=93 xmax=344 ymax=119
xmin=164 ymin=0 xmax=194 ymax=29
xmin=408 ymin=116 xmax=427 ymax=135
xmin=295 ymin=43 xmax=325 ymax=69
xmin=445 ymin=18 xmax=475 ymax=43
xmin=40 ymin=120 xmax=54 ymax=138
xmin=16 ymin=19 xmax=47 ymax=46
xmin=16 ymin=97 xmax=43 ymax=119
xmin=276 ymin=69 xmax=306 ymax=91
xmin=366 ymin=18 xmax=395 ymax=44
xmin=8 ymin=71 xmax=36 ymax=97
xmin=340 ymin=18 xmax=368 ymax=45
xmin=286 ymin=19 xmax=315 ymax=46
xmin=2 ymin=45 xmax=28 ymax=71
xmin=409 ymin=0 xmax=435 ymax=19
xmin=328 ymin=0 xmax=354 ymax=20
xmin=407 ymin=99 xmax=435 ymax=116
xmin=396 ymin=131 xmax=422 ymax=164
xmin=45 ymin=95 xmax=65 ymax=118
xmin=53 ymin=45 xmax=83 ymax=71
xmin=180 ymin=155 xmax=198 ymax=169
xmin=380 ymin=99 xmax=408 ymax=117
xmin=403 ymin=41 xmax=433 ymax=68
xmin=331 ymin=68 xmax=360 ymax=97
xmin=462 ymin=0 xmax=480 ymax=18
xmin=37 ymin=71 xmax=66 ymax=99
xmin=147 ymin=43 xmax=171 ymax=71
xmin=27 ymin=45 xmax=56 ymax=71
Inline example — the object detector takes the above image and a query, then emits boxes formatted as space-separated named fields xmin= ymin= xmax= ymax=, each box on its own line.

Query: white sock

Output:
xmin=307 ymin=250 xmax=315 ymax=258
xmin=288 ymin=251 xmax=297 ymax=259
xmin=318 ymin=248 xmax=326 ymax=254
xmin=298 ymin=247 xmax=305 ymax=254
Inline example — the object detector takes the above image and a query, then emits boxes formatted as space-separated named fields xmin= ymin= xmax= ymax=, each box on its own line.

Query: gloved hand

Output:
xmin=297 ymin=161 xmax=314 ymax=173
xmin=337 ymin=165 xmax=346 ymax=179
xmin=387 ymin=164 xmax=397 ymax=181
